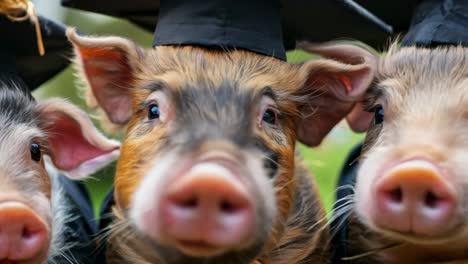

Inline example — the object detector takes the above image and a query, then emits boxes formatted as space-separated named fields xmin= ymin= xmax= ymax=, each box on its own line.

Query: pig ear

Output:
xmin=295 ymin=42 xmax=377 ymax=146
xmin=67 ymin=28 xmax=144 ymax=125
xmin=36 ymin=99 xmax=121 ymax=179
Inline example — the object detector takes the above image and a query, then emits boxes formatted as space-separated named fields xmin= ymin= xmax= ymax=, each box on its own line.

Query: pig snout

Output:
xmin=130 ymin=146 xmax=275 ymax=262
xmin=371 ymin=159 xmax=457 ymax=236
xmin=0 ymin=202 xmax=49 ymax=261
xmin=159 ymin=161 xmax=254 ymax=256
xmin=164 ymin=163 xmax=253 ymax=240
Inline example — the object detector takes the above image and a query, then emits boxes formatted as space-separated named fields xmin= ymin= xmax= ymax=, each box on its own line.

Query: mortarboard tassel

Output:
xmin=0 ymin=0 xmax=45 ymax=56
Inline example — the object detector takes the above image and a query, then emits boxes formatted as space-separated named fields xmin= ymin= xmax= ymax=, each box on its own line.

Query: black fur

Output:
xmin=0 ymin=78 xmax=36 ymax=126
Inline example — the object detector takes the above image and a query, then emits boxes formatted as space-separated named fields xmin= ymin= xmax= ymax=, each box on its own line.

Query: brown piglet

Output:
xmin=68 ymin=29 xmax=376 ymax=264
xmin=332 ymin=44 xmax=468 ymax=263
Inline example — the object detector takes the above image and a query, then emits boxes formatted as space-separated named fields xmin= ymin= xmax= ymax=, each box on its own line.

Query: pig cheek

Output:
xmin=20 ymin=192 xmax=53 ymax=261
xmin=115 ymin=147 xmax=159 ymax=209
xmin=267 ymin=157 xmax=295 ymax=249
xmin=114 ymin=124 xmax=168 ymax=208
xmin=129 ymin=153 xmax=182 ymax=244
xmin=21 ymin=161 xmax=53 ymax=224
xmin=114 ymin=146 xmax=145 ymax=209
xmin=275 ymin=168 xmax=295 ymax=220
xmin=258 ymin=128 xmax=296 ymax=247
xmin=355 ymin=148 xmax=390 ymax=226
xmin=244 ymin=155 xmax=277 ymax=245
xmin=37 ymin=161 xmax=52 ymax=200
xmin=450 ymin=150 xmax=468 ymax=216
xmin=272 ymin=173 xmax=294 ymax=236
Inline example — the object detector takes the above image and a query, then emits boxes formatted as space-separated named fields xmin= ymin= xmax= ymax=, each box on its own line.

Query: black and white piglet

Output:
xmin=0 ymin=76 xmax=119 ymax=264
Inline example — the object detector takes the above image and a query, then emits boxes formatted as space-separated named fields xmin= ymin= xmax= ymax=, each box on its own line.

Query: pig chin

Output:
xmin=148 ymin=240 xmax=266 ymax=264
xmin=130 ymin=152 xmax=275 ymax=263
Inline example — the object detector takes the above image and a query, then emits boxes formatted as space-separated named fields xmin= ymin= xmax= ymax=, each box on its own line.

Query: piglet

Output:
xmin=329 ymin=44 xmax=468 ymax=263
xmin=68 ymin=28 xmax=376 ymax=264
xmin=0 ymin=77 xmax=120 ymax=264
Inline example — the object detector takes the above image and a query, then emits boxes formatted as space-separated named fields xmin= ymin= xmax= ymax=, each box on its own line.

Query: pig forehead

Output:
xmin=375 ymin=46 xmax=468 ymax=103
xmin=379 ymin=46 xmax=468 ymax=89
xmin=0 ymin=125 xmax=43 ymax=177
xmin=177 ymin=80 xmax=260 ymax=106
xmin=139 ymin=46 xmax=301 ymax=88
xmin=0 ymin=124 xmax=42 ymax=154
xmin=0 ymin=88 xmax=36 ymax=125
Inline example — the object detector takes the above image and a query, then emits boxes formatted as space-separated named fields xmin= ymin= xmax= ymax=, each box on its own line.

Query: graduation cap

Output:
xmin=0 ymin=1 xmax=71 ymax=90
xmin=62 ymin=0 xmax=468 ymax=57
xmin=61 ymin=0 xmax=420 ymax=60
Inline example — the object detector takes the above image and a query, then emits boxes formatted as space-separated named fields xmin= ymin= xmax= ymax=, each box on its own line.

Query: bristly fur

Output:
xmin=105 ymin=155 xmax=330 ymax=264
xmin=0 ymin=82 xmax=81 ymax=264
xmin=0 ymin=80 xmax=36 ymax=125
xmin=70 ymin=40 xmax=329 ymax=264
xmin=45 ymin=162 xmax=74 ymax=264
xmin=68 ymin=29 xmax=382 ymax=264
xmin=346 ymin=44 xmax=468 ymax=264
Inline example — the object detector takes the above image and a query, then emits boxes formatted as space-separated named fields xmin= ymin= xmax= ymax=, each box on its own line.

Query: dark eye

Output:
xmin=374 ymin=105 xmax=384 ymax=125
xmin=30 ymin=143 xmax=41 ymax=162
xmin=148 ymin=104 xmax=160 ymax=120
xmin=262 ymin=109 xmax=277 ymax=125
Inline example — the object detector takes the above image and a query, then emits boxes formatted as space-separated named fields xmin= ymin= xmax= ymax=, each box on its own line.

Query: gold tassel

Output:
xmin=0 ymin=0 xmax=45 ymax=56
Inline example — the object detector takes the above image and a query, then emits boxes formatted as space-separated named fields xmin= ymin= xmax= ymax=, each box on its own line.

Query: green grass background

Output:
xmin=33 ymin=9 xmax=364 ymax=216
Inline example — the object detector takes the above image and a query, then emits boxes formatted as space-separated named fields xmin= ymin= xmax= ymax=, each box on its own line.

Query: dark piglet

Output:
xmin=0 ymin=77 xmax=120 ymax=264
xmin=68 ymin=29 xmax=376 ymax=264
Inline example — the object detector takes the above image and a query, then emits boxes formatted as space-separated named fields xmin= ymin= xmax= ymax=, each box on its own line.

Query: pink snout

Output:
xmin=373 ymin=160 xmax=457 ymax=236
xmin=160 ymin=163 xmax=254 ymax=256
xmin=0 ymin=202 xmax=49 ymax=261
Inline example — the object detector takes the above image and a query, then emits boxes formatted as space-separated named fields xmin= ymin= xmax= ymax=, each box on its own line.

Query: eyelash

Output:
xmin=362 ymin=96 xmax=382 ymax=113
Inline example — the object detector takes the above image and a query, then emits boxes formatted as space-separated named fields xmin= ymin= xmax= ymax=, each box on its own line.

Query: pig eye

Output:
xmin=148 ymin=104 xmax=161 ymax=120
xmin=30 ymin=143 xmax=41 ymax=162
xmin=262 ymin=108 xmax=277 ymax=125
xmin=374 ymin=105 xmax=384 ymax=124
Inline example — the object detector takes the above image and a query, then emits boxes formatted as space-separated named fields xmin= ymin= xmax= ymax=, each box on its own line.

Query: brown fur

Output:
xmin=69 ymin=29 xmax=376 ymax=264
xmin=106 ymin=156 xmax=329 ymax=264
xmin=110 ymin=47 xmax=327 ymax=263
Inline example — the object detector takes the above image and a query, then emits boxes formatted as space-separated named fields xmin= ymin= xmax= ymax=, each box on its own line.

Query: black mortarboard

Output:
xmin=401 ymin=0 xmax=468 ymax=47
xmin=61 ymin=0 xmax=420 ymax=60
xmin=0 ymin=11 xmax=71 ymax=89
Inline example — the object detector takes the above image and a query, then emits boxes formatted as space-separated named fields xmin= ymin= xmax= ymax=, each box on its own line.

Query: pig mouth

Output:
xmin=0 ymin=256 xmax=46 ymax=264
xmin=0 ymin=261 xmax=18 ymax=264
xmin=375 ymin=224 xmax=466 ymax=246
xmin=151 ymin=237 xmax=265 ymax=264
xmin=175 ymin=240 xmax=227 ymax=257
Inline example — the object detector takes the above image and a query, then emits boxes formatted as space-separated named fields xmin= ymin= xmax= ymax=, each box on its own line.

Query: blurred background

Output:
xmin=34 ymin=0 xmax=365 ymax=215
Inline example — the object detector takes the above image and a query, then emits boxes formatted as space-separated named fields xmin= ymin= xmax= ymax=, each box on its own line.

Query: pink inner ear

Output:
xmin=47 ymin=115 xmax=111 ymax=171
xmin=80 ymin=47 xmax=133 ymax=124
xmin=337 ymin=75 xmax=353 ymax=92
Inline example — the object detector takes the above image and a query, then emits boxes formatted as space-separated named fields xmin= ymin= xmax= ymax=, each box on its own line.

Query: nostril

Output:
xmin=387 ymin=187 xmax=403 ymax=203
xmin=172 ymin=196 xmax=198 ymax=209
xmin=22 ymin=226 xmax=33 ymax=239
xmin=424 ymin=191 xmax=440 ymax=208
xmin=220 ymin=200 xmax=237 ymax=214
